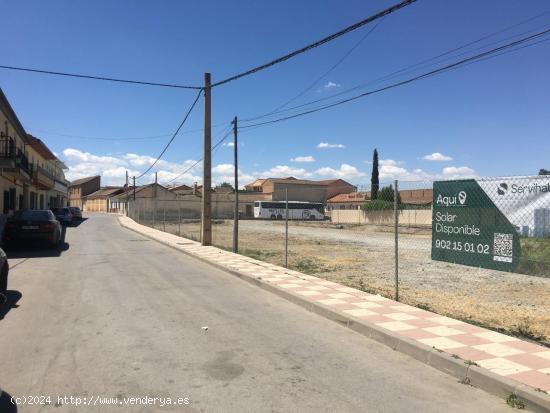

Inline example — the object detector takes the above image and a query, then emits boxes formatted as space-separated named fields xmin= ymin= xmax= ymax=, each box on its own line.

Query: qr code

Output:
xmin=493 ymin=233 xmax=513 ymax=262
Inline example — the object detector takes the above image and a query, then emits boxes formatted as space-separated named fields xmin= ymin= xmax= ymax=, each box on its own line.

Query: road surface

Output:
xmin=0 ymin=214 xmax=511 ymax=412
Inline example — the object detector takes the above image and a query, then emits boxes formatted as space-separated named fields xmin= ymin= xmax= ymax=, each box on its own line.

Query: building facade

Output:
xmin=82 ymin=187 xmax=125 ymax=212
xmin=0 ymin=88 xmax=69 ymax=223
xmin=68 ymin=176 xmax=101 ymax=209
xmin=244 ymin=177 xmax=354 ymax=203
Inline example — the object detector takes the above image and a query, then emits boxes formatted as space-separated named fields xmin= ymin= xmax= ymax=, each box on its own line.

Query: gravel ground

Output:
xmin=142 ymin=218 xmax=550 ymax=342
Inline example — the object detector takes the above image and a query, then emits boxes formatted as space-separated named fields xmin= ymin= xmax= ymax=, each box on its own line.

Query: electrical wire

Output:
xmin=136 ymin=88 xmax=203 ymax=179
xmin=239 ymin=27 xmax=550 ymax=129
xmin=211 ymin=0 xmax=416 ymax=88
xmin=162 ymin=125 xmax=233 ymax=185
xmin=30 ymin=123 xmax=230 ymax=141
xmin=0 ymin=64 xmax=202 ymax=90
xmin=246 ymin=19 xmax=385 ymax=122
xmin=241 ymin=9 xmax=550 ymax=123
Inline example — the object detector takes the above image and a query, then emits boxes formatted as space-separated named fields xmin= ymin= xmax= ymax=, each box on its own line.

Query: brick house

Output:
xmin=68 ymin=176 xmax=100 ymax=209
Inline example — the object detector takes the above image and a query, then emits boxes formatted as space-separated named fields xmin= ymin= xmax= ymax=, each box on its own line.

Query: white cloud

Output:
xmin=222 ymin=141 xmax=243 ymax=147
xmin=62 ymin=148 xmax=201 ymax=186
xmin=441 ymin=166 xmax=477 ymax=179
xmin=314 ymin=163 xmax=365 ymax=180
xmin=423 ymin=152 xmax=453 ymax=161
xmin=257 ymin=165 xmax=312 ymax=179
xmin=324 ymin=81 xmax=341 ymax=89
xmin=212 ymin=163 xmax=254 ymax=187
xmin=317 ymin=142 xmax=345 ymax=149
xmin=291 ymin=155 xmax=315 ymax=163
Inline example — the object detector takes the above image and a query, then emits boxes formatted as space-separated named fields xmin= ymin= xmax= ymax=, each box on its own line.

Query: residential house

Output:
xmin=244 ymin=177 xmax=328 ymax=203
xmin=26 ymin=134 xmax=69 ymax=208
xmin=317 ymin=179 xmax=356 ymax=200
xmin=399 ymin=189 xmax=433 ymax=206
xmin=68 ymin=176 xmax=101 ymax=209
xmin=110 ymin=183 xmax=178 ymax=214
xmin=326 ymin=192 xmax=371 ymax=211
xmin=0 ymin=88 xmax=69 ymax=222
xmin=82 ymin=186 xmax=125 ymax=212
xmin=327 ymin=188 xmax=433 ymax=211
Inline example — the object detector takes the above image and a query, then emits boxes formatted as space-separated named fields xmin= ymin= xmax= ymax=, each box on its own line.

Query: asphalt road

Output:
xmin=0 ymin=214 xmax=511 ymax=413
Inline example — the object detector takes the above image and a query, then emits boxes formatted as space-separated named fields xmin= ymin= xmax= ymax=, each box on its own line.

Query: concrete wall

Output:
xmin=330 ymin=209 xmax=432 ymax=227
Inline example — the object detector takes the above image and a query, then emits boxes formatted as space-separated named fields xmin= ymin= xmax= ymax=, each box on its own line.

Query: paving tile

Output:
xmin=384 ymin=312 xmax=419 ymax=321
xmin=389 ymin=305 xmax=425 ymax=313
xmin=426 ymin=316 xmax=465 ymax=326
xmin=376 ymin=321 xmax=416 ymax=332
xmin=533 ymin=351 xmax=550 ymax=361
xmin=449 ymin=334 xmax=493 ymax=347
xmin=508 ymin=371 xmax=550 ymax=392
xmin=295 ymin=290 xmax=324 ymax=297
xmin=472 ymin=343 xmax=524 ymax=358
xmin=317 ymin=298 xmax=347 ymax=306
xmin=396 ymin=329 xmax=439 ymax=340
xmin=334 ymin=287 xmax=359 ymax=293
xmin=404 ymin=318 xmax=441 ymax=329
xmin=505 ymin=340 xmax=549 ymax=354
xmin=305 ymin=285 xmax=332 ymax=291
xmin=343 ymin=308 xmax=377 ymax=317
xmin=417 ymin=337 xmax=466 ymax=350
xmin=473 ymin=331 xmax=519 ymax=343
xmin=477 ymin=358 xmax=532 ymax=376
xmin=507 ymin=353 xmax=550 ymax=370
xmin=351 ymin=301 xmax=383 ymax=309
xmin=448 ymin=347 xmax=496 ymax=362
xmin=278 ymin=283 xmax=302 ymax=289
xmin=422 ymin=326 xmax=464 ymax=337
xmin=327 ymin=292 xmax=355 ymax=299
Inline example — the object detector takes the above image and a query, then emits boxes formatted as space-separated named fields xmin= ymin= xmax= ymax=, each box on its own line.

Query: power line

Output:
xmin=31 ymin=123 xmax=230 ymax=141
xmin=0 ymin=64 xmax=202 ymax=90
xmin=211 ymin=0 xmax=417 ymax=88
xmin=246 ymin=18 xmax=385 ymax=122
xmin=241 ymin=9 xmax=550 ymax=123
xmin=162 ymin=126 xmax=233 ymax=185
xmin=239 ymin=28 xmax=550 ymax=129
xmin=136 ymin=89 xmax=203 ymax=179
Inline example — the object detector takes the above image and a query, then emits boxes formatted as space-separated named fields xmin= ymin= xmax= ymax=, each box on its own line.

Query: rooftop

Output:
xmin=69 ymin=175 xmax=100 ymax=187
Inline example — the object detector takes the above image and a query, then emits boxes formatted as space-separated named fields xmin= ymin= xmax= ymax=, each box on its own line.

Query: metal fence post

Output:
xmin=394 ymin=179 xmax=399 ymax=302
xmin=285 ymin=188 xmax=289 ymax=268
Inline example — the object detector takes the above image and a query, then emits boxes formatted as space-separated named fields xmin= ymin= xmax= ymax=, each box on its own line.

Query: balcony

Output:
xmin=0 ymin=136 xmax=32 ymax=181
xmin=32 ymin=165 xmax=55 ymax=190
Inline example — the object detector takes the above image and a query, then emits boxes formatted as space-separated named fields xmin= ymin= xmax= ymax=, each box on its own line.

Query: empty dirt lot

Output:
xmin=147 ymin=218 xmax=550 ymax=343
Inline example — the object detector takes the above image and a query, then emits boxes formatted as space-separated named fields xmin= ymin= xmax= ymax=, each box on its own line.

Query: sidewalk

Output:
xmin=118 ymin=215 xmax=550 ymax=411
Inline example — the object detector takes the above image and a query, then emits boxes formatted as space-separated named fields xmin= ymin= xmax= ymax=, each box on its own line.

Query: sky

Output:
xmin=1 ymin=0 xmax=549 ymax=188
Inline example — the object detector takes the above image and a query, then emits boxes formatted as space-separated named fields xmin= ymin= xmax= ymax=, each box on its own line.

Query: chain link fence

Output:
xmin=127 ymin=175 xmax=550 ymax=344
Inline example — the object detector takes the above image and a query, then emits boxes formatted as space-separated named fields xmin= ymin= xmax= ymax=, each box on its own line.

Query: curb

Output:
xmin=118 ymin=216 xmax=550 ymax=413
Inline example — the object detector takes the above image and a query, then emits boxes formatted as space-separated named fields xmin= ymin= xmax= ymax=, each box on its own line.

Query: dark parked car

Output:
xmin=51 ymin=207 xmax=73 ymax=226
xmin=2 ymin=210 xmax=62 ymax=248
xmin=0 ymin=248 xmax=8 ymax=304
xmin=69 ymin=206 xmax=82 ymax=221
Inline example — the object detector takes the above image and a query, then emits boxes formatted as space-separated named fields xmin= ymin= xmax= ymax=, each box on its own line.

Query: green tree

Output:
xmin=539 ymin=169 xmax=550 ymax=176
xmin=371 ymin=148 xmax=379 ymax=200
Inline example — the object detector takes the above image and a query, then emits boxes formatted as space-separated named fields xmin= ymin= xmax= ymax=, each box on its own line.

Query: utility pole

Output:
xmin=232 ymin=116 xmax=238 ymax=253
xmin=394 ymin=179 xmax=399 ymax=302
xmin=153 ymin=172 xmax=158 ymax=228
xmin=201 ymin=72 xmax=212 ymax=246
xmin=133 ymin=176 xmax=136 ymax=200
xmin=125 ymin=170 xmax=129 ymax=216
xmin=285 ymin=188 xmax=289 ymax=268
